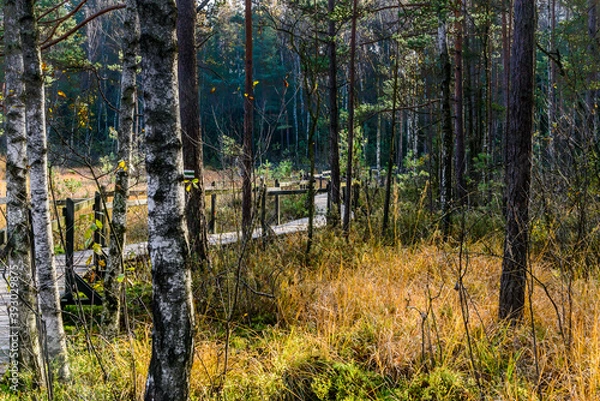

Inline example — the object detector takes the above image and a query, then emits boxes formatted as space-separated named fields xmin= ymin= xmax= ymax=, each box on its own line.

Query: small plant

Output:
xmin=62 ymin=177 xmax=83 ymax=196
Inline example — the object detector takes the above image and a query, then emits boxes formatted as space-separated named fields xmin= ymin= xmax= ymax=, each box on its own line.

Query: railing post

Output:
xmin=275 ymin=179 xmax=280 ymax=225
xmin=209 ymin=181 xmax=216 ymax=234
xmin=64 ymin=198 xmax=75 ymax=297
xmin=353 ymin=182 xmax=360 ymax=213
xmin=326 ymin=182 xmax=331 ymax=216
xmin=94 ymin=188 xmax=106 ymax=274
xmin=260 ymin=179 xmax=267 ymax=239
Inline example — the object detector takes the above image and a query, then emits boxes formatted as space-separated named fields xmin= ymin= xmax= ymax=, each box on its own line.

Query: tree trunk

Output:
xmin=454 ymin=1 xmax=466 ymax=205
xmin=177 ymin=0 xmax=210 ymax=263
xmin=343 ymin=0 xmax=358 ymax=236
xmin=327 ymin=0 xmax=341 ymax=228
xmin=499 ymin=0 xmax=535 ymax=322
xmin=19 ymin=0 xmax=70 ymax=381
xmin=587 ymin=0 xmax=598 ymax=139
xmin=103 ymin=0 xmax=139 ymax=339
xmin=484 ymin=0 xmax=494 ymax=204
xmin=547 ymin=0 xmax=557 ymax=164
xmin=4 ymin=0 xmax=45 ymax=385
xmin=383 ymin=39 xmax=400 ymax=236
xmin=437 ymin=7 xmax=453 ymax=237
xmin=136 ymin=1 xmax=194 ymax=399
xmin=502 ymin=0 xmax=512 ymax=166
xmin=242 ymin=0 xmax=255 ymax=241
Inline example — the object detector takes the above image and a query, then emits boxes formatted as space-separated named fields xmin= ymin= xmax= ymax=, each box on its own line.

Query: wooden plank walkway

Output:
xmin=0 ymin=193 xmax=329 ymax=375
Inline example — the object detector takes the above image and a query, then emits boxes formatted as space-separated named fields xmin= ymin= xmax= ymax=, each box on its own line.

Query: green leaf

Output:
xmin=116 ymin=274 xmax=125 ymax=283
xmin=95 ymin=219 xmax=103 ymax=230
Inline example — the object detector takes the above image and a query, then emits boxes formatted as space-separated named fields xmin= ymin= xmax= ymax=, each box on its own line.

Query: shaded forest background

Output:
xmin=9 ymin=0 xmax=600 ymax=239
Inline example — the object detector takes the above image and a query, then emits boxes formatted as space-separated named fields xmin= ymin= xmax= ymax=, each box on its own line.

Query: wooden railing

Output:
xmin=0 ymin=174 xmax=333 ymax=247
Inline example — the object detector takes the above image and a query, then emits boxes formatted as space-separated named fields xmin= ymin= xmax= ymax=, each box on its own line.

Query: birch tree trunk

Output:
xmin=103 ymin=0 xmax=139 ymax=339
xmin=19 ymin=0 xmax=70 ymax=381
xmin=4 ymin=0 xmax=45 ymax=384
xmin=136 ymin=0 xmax=194 ymax=399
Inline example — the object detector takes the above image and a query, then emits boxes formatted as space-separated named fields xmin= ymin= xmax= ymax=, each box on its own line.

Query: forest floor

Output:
xmin=0 ymin=159 xmax=597 ymax=400
xmin=1 ymin=228 xmax=598 ymax=400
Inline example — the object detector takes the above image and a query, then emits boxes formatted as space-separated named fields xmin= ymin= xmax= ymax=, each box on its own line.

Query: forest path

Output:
xmin=0 ymin=193 xmax=329 ymax=375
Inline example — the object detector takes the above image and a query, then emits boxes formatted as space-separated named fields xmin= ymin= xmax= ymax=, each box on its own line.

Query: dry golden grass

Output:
xmin=3 ymin=230 xmax=600 ymax=400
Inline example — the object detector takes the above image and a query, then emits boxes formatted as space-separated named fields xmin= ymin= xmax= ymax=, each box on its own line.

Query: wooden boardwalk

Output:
xmin=0 ymin=193 xmax=328 ymax=374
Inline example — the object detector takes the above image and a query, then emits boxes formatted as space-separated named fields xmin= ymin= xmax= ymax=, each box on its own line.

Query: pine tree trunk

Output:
xmin=499 ymin=0 xmax=535 ymax=322
xmin=548 ymin=0 xmax=557 ymax=164
xmin=103 ymin=0 xmax=139 ymax=339
xmin=242 ymin=0 xmax=255 ymax=241
xmin=19 ymin=0 xmax=70 ymax=381
xmin=4 ymin=0 xmax=45 ymax=384
xmin=587 ymin=0 xmax=598 ymax=138
xmin=343 ymin=0 xmax=358 ymax=236
xmin=136 ymin=1 xmax=194 ymax=399
xmin=438 ymin=8 xmax=453 ymax=237
xmin=178 ymin=0 xmax=210 ymax=263
xmin=383 ymin=39 xmax=400 ymax=236
xmin=328 ymin=0 xmax=341 ymax=228
xmin=454 ymin=1 xmax=466 ymax=205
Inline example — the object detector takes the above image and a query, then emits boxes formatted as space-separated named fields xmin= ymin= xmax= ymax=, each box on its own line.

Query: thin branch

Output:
xmin=41 ymin=4 xmax=126 ymax=51
xmin=196 ymin=0 xmax=211 ymax=12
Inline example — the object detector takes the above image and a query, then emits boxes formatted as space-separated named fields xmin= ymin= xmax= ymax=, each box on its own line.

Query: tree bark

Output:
xmin=343 ymin=0 xmax=358 ymax=236
xmin=327 ymin=0 xmax=341 ymax=228
xmin=499 ymin=0 xmax=535 ymax=322
xmin=19 ymin=0 xmax=70 ymax=381
xmin=242 ymin=0 xmax=255 ymax=241
xmin=437 ymin=6 xmax=453 ymax=237
xmin=177 ymin=0 xmax=210 ymax=263
xmin=383 ymin=36 xmax=400 ymax=236
xmin=454 ymin=1 xmax=466 ymax=205
xmin=547 ymin=0 xmax=557 ymax=164
xmin=103 ymin=0 xmax=139 ymax=339
xmin=4 ymin=0 xmax=45 ymax=384
xmin=587 ymin=0 xmax=598 ymax=139
xmin=136 ymin=0 xmax=194 ymax=399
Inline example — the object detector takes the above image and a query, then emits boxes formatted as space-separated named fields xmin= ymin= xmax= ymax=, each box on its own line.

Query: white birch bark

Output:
xmin=103 ymin=0 xmax=139 ymax=339
xmin=19 ymin=0 xmax=70 ymax=380
xmin=4 ymin=0 xmax=45 ymax=384
xmin=135 ymin=0 xmax=194 ymax=399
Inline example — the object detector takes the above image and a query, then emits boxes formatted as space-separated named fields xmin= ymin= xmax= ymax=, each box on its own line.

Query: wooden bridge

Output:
xmin=0 ymin=179 xmax=331 ymax=375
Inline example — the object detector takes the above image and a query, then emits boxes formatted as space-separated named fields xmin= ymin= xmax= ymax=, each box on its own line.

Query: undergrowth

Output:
xmin=2 ymin=226 xmax=600 ymax=400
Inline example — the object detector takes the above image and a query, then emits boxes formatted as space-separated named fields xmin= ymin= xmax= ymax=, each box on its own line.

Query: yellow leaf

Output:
xmin=210 ymin=87 xmax=216 ymax=93
xmin=118 ymin=160 xmax=128 ymax=171
xmin=92 ymin=243 xmax=103 ymax=255
xmin=253 ymin=80 xmax=259 ymax=87
xmin=57 ymin=90 xmax=67 ymax=98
